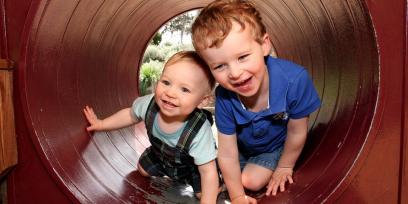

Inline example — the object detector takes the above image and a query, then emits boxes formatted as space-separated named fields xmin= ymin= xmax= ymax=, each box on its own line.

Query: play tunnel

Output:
xmin=4 ymin=0 xmax=407 ymax=203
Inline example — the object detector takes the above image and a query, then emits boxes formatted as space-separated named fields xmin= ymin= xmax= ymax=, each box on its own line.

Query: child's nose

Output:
xmin=228 ymin=65 xmax=243 ymax=79
xmin=164 ymin=87 xmax=177 ymax=98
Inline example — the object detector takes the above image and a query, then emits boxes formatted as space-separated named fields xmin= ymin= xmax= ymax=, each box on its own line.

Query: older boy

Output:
xmin=192 ymin=0 xmax=321 ymax=203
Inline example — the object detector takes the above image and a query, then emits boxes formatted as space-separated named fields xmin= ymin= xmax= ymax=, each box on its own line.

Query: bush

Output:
xmin=163 ymin=41 xmax=173 ymax=47
xmin=139 ymin=60 xmax=163 ymax=95
xmin=142 ymin=45 xmax=166 ymax=63
xmin=151 ymin=33 xmax=162 ymax=45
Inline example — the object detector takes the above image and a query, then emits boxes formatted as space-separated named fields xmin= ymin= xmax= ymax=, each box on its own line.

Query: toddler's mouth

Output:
xmin=162 ymin=99 xmax=177 ymax=108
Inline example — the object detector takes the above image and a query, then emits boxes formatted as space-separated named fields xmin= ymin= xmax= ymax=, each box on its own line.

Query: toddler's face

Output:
xmin=199 ymin=22 xmax=271 ymax=100
xmin=154 ymin=61 xmax=210 ymax=120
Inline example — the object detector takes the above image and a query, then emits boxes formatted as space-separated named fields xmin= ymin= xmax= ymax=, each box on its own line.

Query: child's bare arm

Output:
xmin=266 ymin=117 xmax=309 ymax=196
xmin=218 ymin=133 xmax=257 ymax=204
xmin=197 ymin=160 xmax=219 ymax=204
xmin=83 ymin=105 xmax=138 ymax=131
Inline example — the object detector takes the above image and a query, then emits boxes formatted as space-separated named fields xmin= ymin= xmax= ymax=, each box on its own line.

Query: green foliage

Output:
xmin=163 ymin=41 xmax=173 ymax=47
xmin=139 ymin=60 xmax=163 ymax=95
xmin=151 ymin=32 xmax=162 ymax=45
xmin=142 ymin=45 xmax=166 ymax=63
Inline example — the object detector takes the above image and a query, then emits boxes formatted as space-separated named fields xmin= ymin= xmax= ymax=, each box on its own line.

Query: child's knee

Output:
xmin=137 ymin=162 xmax=150 ymax=177
xmin=241 ymin=174 xmax=266 ymax=191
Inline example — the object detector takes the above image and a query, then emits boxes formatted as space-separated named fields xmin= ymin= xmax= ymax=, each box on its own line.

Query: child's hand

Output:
xmin=83 ymin=106 xmax=103 ymax=131
xmin=231 ymin=195 xmax=257 ymax=204
xmin=266 ymin=167 xmax=294 ymax=196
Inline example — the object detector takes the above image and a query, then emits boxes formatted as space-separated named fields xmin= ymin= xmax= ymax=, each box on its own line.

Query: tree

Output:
xmin=151 ymin=32 xmax=162 ymax=45
xmin=162 ymin=11 xmax=195 ymax=44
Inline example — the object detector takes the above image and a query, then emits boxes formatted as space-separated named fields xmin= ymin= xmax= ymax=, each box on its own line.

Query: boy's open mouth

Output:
xmin=233 ymin=77 xmax=252 ymax=88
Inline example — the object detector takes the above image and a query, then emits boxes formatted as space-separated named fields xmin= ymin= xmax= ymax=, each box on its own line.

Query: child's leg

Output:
xmin=241 ymin=164 xmax=273 ymax=191
xmin=239 ymin=147 xmax=283 ymax=191
xmin=138 ymin=147 xmax=165 ymax=177
xmin=194 ymin=186 xmax=224 ymax=200
xmin=137 ymin=162 xmax=150 ymax=177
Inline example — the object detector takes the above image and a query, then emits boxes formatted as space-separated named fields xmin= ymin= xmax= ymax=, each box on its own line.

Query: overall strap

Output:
xmin=144 ymin=96 xmax=159 ymax=137
xmin=176 ymin=109 xmax=207 ymax=152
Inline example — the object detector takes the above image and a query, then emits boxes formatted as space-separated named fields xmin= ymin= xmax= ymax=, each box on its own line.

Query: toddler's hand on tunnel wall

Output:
xmin=83 ymin=106 xmax=104 ymax=131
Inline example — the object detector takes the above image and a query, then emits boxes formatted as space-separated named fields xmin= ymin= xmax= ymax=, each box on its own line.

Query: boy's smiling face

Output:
xmin=199 ymin=22 xmax=272 ymax=101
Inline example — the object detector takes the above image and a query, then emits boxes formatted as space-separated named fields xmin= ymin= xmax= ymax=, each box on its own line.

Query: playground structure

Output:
xmin=0 ymin=0 xmax=407 ymax=203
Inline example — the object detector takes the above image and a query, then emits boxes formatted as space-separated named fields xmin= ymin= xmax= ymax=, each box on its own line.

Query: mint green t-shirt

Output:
xmin=131 ymin=94 xmax=217 ymax=166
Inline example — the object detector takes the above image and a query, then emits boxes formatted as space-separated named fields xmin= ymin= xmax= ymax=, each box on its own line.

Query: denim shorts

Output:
xmin=239 ymin=146 xmax=284 ymax=170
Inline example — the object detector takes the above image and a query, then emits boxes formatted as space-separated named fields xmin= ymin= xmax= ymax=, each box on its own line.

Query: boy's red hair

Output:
xmin=192 ymin=0 xmax=266 ymax=51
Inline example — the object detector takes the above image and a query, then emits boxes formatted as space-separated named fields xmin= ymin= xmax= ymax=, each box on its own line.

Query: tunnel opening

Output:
xmin=139 ymin=9 xmax=199 ymax=97
xmin=18 ymin=0 xmax=378 ymax=203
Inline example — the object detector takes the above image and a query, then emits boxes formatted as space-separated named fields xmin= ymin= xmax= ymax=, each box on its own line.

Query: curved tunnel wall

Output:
xmin=7 ymin=0 xmax=406 ymax=203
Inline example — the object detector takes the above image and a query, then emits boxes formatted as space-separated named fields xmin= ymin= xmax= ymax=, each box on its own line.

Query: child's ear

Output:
xmin=198 ymin=94 xmax=213 ymax=109
xmin=262 ymin=33 xmax=272 ymax=56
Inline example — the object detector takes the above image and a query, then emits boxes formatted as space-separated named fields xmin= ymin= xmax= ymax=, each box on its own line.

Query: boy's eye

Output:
xmin=161 ymin=80 xmax=170 ymax=86
xmin=238 ymin=54 xmax=249 ymax=62
xmin=181 ymin=87 xmax=191 ymax=93
xmin=213 ymin=64 xmax=225 ymax=70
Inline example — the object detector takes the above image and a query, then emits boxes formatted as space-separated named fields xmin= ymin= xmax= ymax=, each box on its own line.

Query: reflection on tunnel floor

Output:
xmin=145 ymin=176 xmax=268 ymax=203
xmin=146 ymin=176 xmax=230 ymax=203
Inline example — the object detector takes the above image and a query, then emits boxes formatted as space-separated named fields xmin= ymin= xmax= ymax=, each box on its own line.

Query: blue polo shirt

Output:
xmin=215 ymin=56 xmax=321 ymax=156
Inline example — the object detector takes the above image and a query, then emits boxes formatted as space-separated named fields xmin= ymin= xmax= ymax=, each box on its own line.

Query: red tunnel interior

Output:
xmin=5 ymin=0 xmax=406 ymax=203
